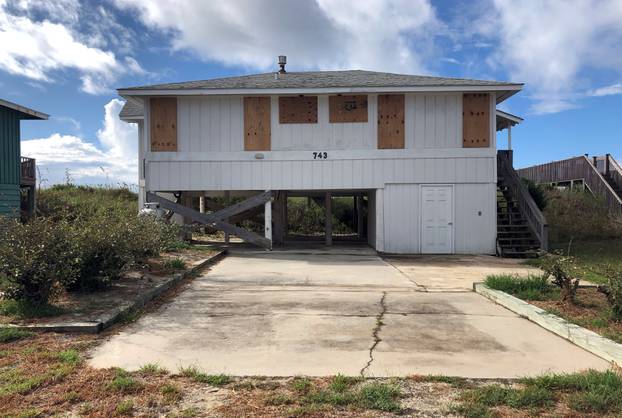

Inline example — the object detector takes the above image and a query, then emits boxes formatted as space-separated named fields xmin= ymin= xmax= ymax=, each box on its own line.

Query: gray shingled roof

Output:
xmin=119 ymin=100 xmax=144 ymax=118
xmin=119 ymin=70 xmax=521 ymax=91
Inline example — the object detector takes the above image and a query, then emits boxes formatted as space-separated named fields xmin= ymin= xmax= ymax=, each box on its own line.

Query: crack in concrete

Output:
xmin=381 ymin=258 xmax=427 ymax=291
xmin=360 ymin=291 xmax=387 ymax=377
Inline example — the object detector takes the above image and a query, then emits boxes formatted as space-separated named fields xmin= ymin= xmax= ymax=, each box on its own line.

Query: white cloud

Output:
xmin=21 ymin=99 xmax=138 ymax=186
xmin=590 ymin=83 xmax=622 ymax=97
xmin=0 ymin=0 xmax=144 ymax=94
xmin=489 ymin=0 xmax=622 ymax=114
xmin=112 ymin=0 xmax=440 ymax=73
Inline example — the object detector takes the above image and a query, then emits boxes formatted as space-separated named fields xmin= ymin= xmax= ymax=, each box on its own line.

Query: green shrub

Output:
xmin=163 ymin=258 xmax=186 ymax=271
xmin=484 ymin=274 xmax=556 ymax=300
xmin=544 ymin=189 xmax=622 ymax=242
xmin=521 ymin=178 xmax=548 ymax=210
xmin=599 ymin=267 xmax=622 ymax=321
xmin=286 ymin=197 xmax=357 ymax=235
xmin=0 ymin=300 xmax=64 ymax=318
xmin=0 ymin=327 xmax=34 ymax=343
xmin=540 ymin=252 xmax=580 ymax=302
xmin=1 ymin=185 xmax=181 ymax=302
xmin=0 ymin=217 xmax=80 ymax=304
xmin=67 ymin=215 xmax=133 ymax=291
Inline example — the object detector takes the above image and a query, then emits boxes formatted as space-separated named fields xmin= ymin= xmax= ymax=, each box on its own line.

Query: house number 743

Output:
xmin=313 ymin=152 xmax=328 ymax=159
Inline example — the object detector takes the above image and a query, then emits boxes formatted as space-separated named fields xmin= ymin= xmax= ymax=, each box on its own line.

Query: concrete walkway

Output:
xmin=89 ymin=248 xmax=608 ymax=378
xmin=382 ymin=254 xmax=540 ymax=291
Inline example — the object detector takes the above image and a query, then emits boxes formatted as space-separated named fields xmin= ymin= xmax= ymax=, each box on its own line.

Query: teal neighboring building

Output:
xmin=0 ymin=99 xmax=48 ymax=217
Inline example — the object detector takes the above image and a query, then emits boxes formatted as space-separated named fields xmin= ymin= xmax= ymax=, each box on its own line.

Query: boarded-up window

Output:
xmin=244 ymin=96 xmax=271 ymax=151
xmin=462 ymin=93 xmax=490 ymax=148
xmin=329 ymin=95 xmax=368 ymax=123
xmin=278 ymin=96 xmax=318 ymax=123
xmin=377 ymin=94 xmax=405 ymax=149
xmin=150 ymin=97 xmax=177 ymax=152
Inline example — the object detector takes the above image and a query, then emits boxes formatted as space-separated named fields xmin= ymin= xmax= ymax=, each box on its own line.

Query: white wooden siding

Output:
xmin=405 ymin=93 xmax=461 ymax=149
xmin=271 ymin=95 xmax=377 ymax=150
xmin=147 ymin=156 xmax=495 ymax=191
xmin=173 ymin=93 xmax=470 ymax=153
xmin=177 ymin=96 xmax=244 ymax=152
xmin=381 ymin=183 xmax=496 ymax=254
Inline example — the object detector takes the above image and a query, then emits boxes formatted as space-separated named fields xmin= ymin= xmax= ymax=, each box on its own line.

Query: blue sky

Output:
xmin=1 ymin=0 xmax=621 ymax=186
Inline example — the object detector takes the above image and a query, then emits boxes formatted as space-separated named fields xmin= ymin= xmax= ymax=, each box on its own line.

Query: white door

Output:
xmin=421 ymin=186 xmax=453 ymax=254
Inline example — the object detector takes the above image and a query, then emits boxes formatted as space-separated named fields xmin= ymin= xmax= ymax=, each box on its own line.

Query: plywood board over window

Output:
xmin=463 ymin=93 xmax=490 ymax=148
xmin=377 ymin=94 xmax=405 ymax=149
xmin=329 ymin=95 xmax=368 ymax=123
xmin=279 ymin=96 xmax=318 ymax=123
xmin=244 ymin=96 xmax=271 ymax=151
xmin=150 ymin=97 xmax=177 ymax=152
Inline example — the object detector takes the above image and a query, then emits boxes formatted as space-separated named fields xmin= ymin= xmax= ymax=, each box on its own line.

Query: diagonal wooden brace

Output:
xmin=210 ymin=190 xmax=272 ymax=221
xmin=146 ymin=192 xmax=272 ymax=249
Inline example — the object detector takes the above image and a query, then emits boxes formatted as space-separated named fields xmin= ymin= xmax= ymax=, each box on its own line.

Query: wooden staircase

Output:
xmin=603 ymin=173 xmax=622 ymax=199
xmin=600 ymin=155 xmax=622 ymax=200
xmin=497 ymin=186 xmax=541 ymax=257
xmin=497 ymin=151 xmax=548 ymax=258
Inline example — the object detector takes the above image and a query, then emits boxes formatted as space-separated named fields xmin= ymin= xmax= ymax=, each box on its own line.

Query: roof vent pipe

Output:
xmin=278 ymin=55 xmax=287 ymax=73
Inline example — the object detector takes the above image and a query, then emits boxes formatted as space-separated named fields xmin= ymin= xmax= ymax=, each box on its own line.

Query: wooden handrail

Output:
xmin=498 ymin=151 xmax=549 ymax=251
xmin=606 ymin=155 xmax=622 ymax=194
xmin=20 ymin=156 xmax=36 ymax=185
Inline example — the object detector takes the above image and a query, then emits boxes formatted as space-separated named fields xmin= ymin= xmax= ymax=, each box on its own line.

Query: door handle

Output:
xmin=448 ymin=222 xmax=453 ymax=225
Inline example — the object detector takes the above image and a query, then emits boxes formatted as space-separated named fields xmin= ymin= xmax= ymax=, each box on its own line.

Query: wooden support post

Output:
xmin=224 ymin=191 xmax=230 ymax=244
xmin=272 ymin=191 xmax=287 ymax=246
xmin=356 ymin=195 xmax=364 ymax=239
xmin=606 ymin=154 xmax=611 ymax=176
xmin=199 ymin=194 xmax=206 ymax=234
xmin=264 ymin=191 xmax=272 ymax=248
xmin=180 ymin=192 xmax=193 ymax=240
xmin=325 ymin=192 xmax=332 ymax=246
xmin=507 ymin=125 xmax=512 ymax=151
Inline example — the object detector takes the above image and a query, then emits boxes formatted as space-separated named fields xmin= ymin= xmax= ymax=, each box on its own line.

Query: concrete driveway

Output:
xmin=89 ymin=247 xmax=608 ymax=378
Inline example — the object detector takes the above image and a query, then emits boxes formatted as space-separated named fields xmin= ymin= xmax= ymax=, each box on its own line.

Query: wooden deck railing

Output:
xmin=517 ymin=155 xmax=622 ymax=214
xmin=498 ymin=151 xmax=549 ymax=250
xmin=605 ymin=155 xmax=622 ymax=194
xmin=20 ymin=156 xmax=36 ymax=186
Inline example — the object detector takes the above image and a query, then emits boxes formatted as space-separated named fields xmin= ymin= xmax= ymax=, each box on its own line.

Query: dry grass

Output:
xmin=3 ymin=331 xmax=621 ymax=417
xmin=531 ymin=287 xmax=622 ymax=344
